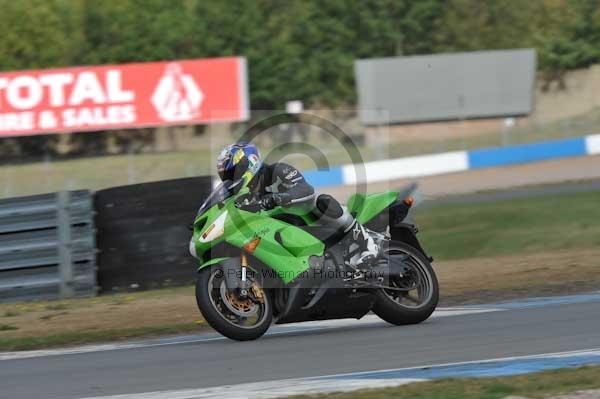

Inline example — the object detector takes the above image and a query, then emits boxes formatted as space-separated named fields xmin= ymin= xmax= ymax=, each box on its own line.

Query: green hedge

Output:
xmin=0 ymin=0 xmax=598 ymax=109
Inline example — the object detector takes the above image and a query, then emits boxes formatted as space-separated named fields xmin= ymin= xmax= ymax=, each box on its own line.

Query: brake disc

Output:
xmin=219 ymin=282 xmax=259 ymax=317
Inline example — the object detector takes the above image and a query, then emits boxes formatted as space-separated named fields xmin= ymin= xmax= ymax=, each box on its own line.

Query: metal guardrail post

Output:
xmin=57 ymin=191 xmax=74 ymax=297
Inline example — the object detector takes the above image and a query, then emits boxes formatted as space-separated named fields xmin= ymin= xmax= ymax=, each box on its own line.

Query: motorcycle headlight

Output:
xmin=189 ymin=238 xmax=198 ymax=259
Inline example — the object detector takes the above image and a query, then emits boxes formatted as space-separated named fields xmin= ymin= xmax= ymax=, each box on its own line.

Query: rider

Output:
xmin=216 ymin=141 xmax=379 ymax=269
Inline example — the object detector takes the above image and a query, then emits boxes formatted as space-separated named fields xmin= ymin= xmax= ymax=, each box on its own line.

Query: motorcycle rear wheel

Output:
xmin=372 ymin=241 xmax=439 ymax=325
xmin=196 ymin=264 xmax=272 ymax=341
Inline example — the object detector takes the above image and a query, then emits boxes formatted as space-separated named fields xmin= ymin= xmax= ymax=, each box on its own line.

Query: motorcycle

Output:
xmin=190 ymin=177 xmax=439 ymax=341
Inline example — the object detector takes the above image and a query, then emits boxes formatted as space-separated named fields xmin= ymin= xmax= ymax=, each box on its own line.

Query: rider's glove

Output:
xmin=260 ymin=193 xmax=291 ymax=209
xmin=260 ymin=194 xmax=280 ymax=210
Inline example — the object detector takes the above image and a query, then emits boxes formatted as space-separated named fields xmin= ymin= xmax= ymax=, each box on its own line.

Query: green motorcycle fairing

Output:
xmin=192 ymin=182 xmax=324 ymax=284
xmin=347 ymin=191 xmax=399 ymax=224
xmin=192 ymin=177 xmax=401 ymax=285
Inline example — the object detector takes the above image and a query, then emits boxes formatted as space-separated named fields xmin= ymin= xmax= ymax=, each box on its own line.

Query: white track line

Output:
xmin=0 ymin=307 xmax=498 ymax=361
xmin=77 ymin=378 xmax=425 ymax=399
xmin=76 ymin=348 xmax=600 ymax=399
xmin=312 ymin=347 xmax=600 ymax=380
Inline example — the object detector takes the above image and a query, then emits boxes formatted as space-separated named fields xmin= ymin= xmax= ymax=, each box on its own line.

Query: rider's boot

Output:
xmin=348 ymin=221 xmax=379 ymax=270
xmin=310 ymin=194 xmax=379 ymax=270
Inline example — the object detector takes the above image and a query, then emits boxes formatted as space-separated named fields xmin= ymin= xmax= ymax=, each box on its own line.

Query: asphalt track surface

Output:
xmin=423 ymin=178 xmax=600 ymax=206
xmin=2 ymin=297 xmax=600 ymax=399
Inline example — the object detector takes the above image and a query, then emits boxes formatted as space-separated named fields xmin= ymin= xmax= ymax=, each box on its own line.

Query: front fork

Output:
xmin=237 ymin=252 xmax=265 ymax=304
xmin=239 ymin=252 xmax=250 ymax=297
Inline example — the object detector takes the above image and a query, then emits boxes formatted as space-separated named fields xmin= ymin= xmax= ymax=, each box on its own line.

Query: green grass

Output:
xmin=0 ymin=323 xmax=201 ymax=351
xmin=286 ymin=366 xmax=600 ymax=399
xmin=417 ymin=189 xmax=600 ymax=260
xmin=0 ymin=149 xmax=213 ymax=199
xmin=386 ymin=115 xmax=596 ymax=159
xmin=384 ymin=106 xmax=600 ymax=159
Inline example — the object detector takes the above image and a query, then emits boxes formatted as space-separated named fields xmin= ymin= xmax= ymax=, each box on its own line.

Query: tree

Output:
xmin=2 ymin=0 xmax=600 ymax=160
xmin=539 ymin=0 xmax=600 ymax=71
xmin=0 ymin=0 xmax=74 ymax=159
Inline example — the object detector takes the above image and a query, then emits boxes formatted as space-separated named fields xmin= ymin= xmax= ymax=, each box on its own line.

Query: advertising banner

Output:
xmin=0 ymin=57 xmax=248 ymax=137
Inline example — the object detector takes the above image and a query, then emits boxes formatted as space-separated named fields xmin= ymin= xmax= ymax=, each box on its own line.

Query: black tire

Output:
xmin=196 ymin=265 xmax=272 ymax=341
xmin=372 ymin=241 xmax=439 ymax=325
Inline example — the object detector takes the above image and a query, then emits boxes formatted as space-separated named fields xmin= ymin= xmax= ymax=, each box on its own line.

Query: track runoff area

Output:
xmin=2 ymin=293 xmax=600 ymax=399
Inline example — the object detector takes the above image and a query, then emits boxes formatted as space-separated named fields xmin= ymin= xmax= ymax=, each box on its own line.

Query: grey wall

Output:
xmin=355 ymin=49 xmax=537 ymax=125
xmin=95 ymin=176 xmax=212 ymax=291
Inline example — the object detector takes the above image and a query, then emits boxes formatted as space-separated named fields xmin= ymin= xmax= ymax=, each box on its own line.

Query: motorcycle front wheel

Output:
xmin=196 ymin=264 xmax=272 ymax=341
xmin=372 ymin=241 xmax=439 ymax=325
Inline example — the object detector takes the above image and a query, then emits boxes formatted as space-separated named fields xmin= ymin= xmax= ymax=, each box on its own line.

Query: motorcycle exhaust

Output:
xmin=365 ymin=254 xmax=411 ymax=281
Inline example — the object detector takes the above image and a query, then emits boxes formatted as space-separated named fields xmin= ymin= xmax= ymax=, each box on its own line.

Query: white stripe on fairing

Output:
xmin=585 ymin=134 xmax=600 ymax=155
xmin=341 ymin=151 xmax=469 ymax=185
xmin=77 ymin=378 xmax=424 ymax=399
xmin=0 ymin=307 xmax=498 ymax=361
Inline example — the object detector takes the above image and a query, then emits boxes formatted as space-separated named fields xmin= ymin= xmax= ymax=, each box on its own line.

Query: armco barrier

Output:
xmin=0 ymin=191 xmax=96 ymax=302
xmin=94 ymin=176 xmax=212 ymax=291
xmin=304 ymin=134 xmax=600 ymax=188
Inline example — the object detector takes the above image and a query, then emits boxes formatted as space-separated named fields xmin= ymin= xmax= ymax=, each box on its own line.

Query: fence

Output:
xmin=0 ymin=191 xmax=96 ymax=302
